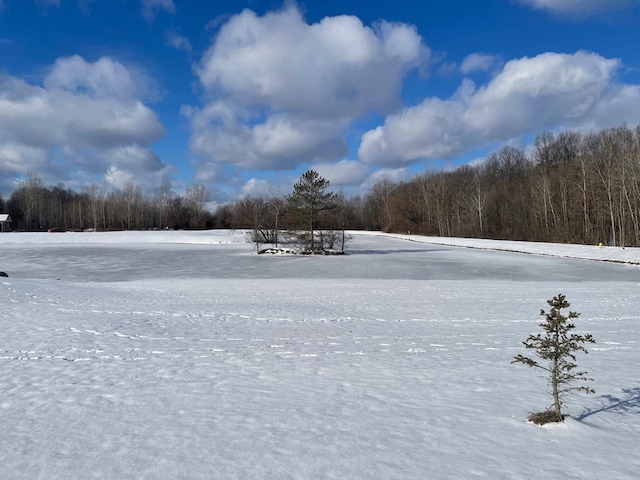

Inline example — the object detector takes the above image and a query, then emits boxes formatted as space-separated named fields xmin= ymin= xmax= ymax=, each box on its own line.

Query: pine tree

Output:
xmin=286 ymin=170 xmax=337 ymax=251
xmin=512 ymin=294 xmax=596 ymax=424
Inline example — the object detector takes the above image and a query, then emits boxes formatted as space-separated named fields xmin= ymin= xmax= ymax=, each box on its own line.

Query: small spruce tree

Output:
xmin=286 ymin=170 xmax=337 ymax=252
xmin=512 ymin=294 xmax=596 ymax=424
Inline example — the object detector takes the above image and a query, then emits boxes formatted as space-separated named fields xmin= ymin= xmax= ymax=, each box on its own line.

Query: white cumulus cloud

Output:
xmin=361 ymin=167 xmax=411 ymax=192
xmin=0 ymin=55 xmax=166 ymax=192
xmin=240 ymin=178 xmax=277 ymax=198
xmin=460 ymin=53 xmax=500 ymax=74
xmin=187 ymin=5 xmax=428 ymax=179
xmin=0 ymin=143 xmax=50 ymax=177
xmin=359 ymin=51 xmax=640 ymax=166
xmin=186 ymin=103 xmax=349 ymax=171
xmin=44 ymin=55 xmax=145 ymax=101
xmin=312 ymin=160 xmax=370 ymax=187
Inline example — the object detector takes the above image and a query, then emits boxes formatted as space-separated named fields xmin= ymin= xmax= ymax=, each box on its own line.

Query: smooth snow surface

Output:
xmin=1 ymin=231 xmax=638 ymax=479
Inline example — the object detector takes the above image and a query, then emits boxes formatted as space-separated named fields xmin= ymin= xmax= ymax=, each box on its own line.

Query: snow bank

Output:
xmin=358 ymin=231 xmax=640 ymax=265
xmin=3 ymin=229 xmax=639 ymax=264
xmin=0 ymin=229 xmax=248 ymax=245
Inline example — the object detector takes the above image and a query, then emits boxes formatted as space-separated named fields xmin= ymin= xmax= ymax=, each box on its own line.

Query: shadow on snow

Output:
xmin=576 ymin=387 xmax=640 ymax=421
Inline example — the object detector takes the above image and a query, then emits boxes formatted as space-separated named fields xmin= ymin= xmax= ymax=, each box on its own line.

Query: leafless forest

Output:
xmin=223 ymin=124 xmax=640 ymax=247
xmin=3 ymin=177 xmax=211 ymax=232
xmin=3 ymin=124 xmax=640 ymax=247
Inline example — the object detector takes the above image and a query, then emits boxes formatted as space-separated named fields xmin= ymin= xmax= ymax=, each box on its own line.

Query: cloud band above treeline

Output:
xmin=1 ymin=2 xmax=640 ymax=198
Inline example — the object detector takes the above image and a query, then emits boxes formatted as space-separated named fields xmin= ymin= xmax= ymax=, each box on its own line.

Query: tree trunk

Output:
xmin=551 ymin=329 xmax=561 ymax=417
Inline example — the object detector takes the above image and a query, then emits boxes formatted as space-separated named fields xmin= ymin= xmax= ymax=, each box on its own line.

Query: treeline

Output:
xmin=363 ymin=125 xmax=640 ymax=246
xmin=4 ymin=175 xmax=214 ymax=231
xmin=217 ymin=123 xmax=640 ymax=247
xmin=4 ymin=123 xmax=640 ymax=246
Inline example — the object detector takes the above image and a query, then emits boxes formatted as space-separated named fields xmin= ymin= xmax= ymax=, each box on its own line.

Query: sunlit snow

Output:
xmin=1 ymin=231 xmax=638 ymax=479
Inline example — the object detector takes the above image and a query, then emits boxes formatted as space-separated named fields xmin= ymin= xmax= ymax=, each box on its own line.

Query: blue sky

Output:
xmin=1 ymin=0 xmax=640 ymax=204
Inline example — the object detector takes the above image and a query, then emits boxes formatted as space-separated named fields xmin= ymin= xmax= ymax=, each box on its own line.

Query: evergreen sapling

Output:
xmin=512 ymin=294 xmax=596 ymax=424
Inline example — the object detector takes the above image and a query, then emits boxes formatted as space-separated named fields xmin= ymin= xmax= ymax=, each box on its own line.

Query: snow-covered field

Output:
xmin=1 ymin=230 xmax=638 ymax=479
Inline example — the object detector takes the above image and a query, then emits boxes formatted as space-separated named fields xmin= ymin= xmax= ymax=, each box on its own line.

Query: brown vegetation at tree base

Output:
xmin=528 ymin=410 xmax=564 ymax=425
xmin=258 ymin=247 xmax=345 ymax=255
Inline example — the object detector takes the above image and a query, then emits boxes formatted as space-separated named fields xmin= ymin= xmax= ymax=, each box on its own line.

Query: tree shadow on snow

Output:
xmin=575 ymin=387 xmax=640 ymax=421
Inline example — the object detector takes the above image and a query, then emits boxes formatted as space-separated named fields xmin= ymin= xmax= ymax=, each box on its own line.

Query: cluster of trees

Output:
xmin=220 ymin=170 xmax=346 ymax=252
xmin=4 ymin=174 xmax=213 ymax=231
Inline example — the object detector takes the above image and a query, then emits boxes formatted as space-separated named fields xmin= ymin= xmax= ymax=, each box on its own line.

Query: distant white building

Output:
xmin=0 ymin=214 xmax=11 ymax=232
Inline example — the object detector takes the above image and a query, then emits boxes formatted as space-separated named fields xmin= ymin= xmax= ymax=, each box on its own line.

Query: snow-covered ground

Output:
xmin=368 ymin=231 xmax=640 ymax=265
xmin=1 ymin=231 xmax=638 ymax=479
